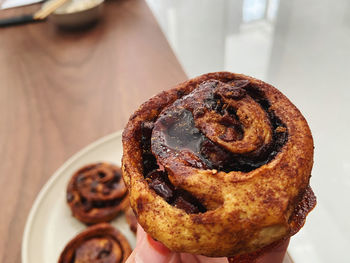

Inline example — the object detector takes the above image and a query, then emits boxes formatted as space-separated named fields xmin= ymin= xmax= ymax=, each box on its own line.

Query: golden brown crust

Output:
xmin=122 ymin=72 xmax=316 ymax=257
xmin=67 ymin=162 xmax=129 ymax=225
xmin=58 ymin=223 xmax=132 ymax=263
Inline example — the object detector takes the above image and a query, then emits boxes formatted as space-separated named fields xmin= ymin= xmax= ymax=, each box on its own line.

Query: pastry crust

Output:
xmin=122 ymin=72 xmax=316 ymax=257
xmin=58 ymin=223 xmax=132 ymax=263
xmin=67 ymin=162 xmax=129 ymax=224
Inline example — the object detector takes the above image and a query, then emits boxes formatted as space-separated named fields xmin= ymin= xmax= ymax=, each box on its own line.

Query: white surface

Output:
xmin=22 ymin=131 xmax=136 ymax=263
xmin=146 ymin=1 xmax=350 ymax=262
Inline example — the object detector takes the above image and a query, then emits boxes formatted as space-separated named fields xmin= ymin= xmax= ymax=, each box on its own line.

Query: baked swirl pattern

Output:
xmin=122 ymin=72 xmax=316 ymax=257
xmin=67 ymin=162 xmax=129 ymax=224
xmin=58 ymin=223 xmax=132 ymax=263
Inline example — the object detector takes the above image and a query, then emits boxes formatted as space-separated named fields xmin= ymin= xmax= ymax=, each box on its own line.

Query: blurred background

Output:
xmin=1 ymin=0 xmax=349 ymax=262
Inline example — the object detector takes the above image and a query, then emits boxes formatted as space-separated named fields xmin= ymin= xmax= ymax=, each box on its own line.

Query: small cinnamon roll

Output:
xmin=58 ymin=223 xmax=132 ymax=263
xmin=67 ymin=162 xmax=129 ymax=224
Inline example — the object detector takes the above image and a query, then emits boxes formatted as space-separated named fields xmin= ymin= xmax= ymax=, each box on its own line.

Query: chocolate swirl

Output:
xmin=122 ymin=72 xmax=316 ymax=257
xmin=152 ymin=79 xmax=287 ymax=172
xmin=58 ymin=223 xmax=132 ymax=263
xmin=67 ymin=162 xmax=129 ymax=224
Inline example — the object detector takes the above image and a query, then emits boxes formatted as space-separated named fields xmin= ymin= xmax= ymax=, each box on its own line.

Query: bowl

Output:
xmin=47 ymin=0 xmax=104 ymax=28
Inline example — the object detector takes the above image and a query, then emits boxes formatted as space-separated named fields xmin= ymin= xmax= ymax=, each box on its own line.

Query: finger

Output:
xmin=193 ymin=254 xmax=228 ymax=263
xmin=257 ymin=238 xmax=290 ymax=263
xmin=126 ymin=224 xmax=177 ymax=263
xmin=179 ymin=253 xmax=199 ymax=263
xmin=136 ymin=224 xmax=146 ymax=244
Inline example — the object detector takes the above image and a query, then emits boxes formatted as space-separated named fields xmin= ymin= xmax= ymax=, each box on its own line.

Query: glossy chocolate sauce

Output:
xmin=141 ymin=120 xmax=206 ymax=213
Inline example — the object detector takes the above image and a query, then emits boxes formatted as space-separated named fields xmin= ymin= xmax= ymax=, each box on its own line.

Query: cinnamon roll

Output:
xmin=122 ymin=72 xmax=316 ymax=257
xmin=58 ymin=223 xmax=132 ymax=263
xmin=67 ymin=162 xmax=129 ymax=224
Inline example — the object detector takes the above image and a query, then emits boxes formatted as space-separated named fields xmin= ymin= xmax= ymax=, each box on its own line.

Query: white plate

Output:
xmin=22 ymin=131 xmax=136 ymax=263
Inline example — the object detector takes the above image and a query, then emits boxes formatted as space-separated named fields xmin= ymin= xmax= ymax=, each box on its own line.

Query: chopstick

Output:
xmin=33 ymin=0 xmax=69 ymax=20
xmin=0 ymin=0 xmax=69 ymax=27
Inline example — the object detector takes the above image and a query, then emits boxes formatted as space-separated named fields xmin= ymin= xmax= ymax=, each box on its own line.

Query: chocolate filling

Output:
xmin=141 ymin=122 xmax=159 ymax=175
xmin=70 ymin=237 xmax=123 ymax=263
xmin=68 ymin=166 xmax=127 ymax=211
xmin=141 ymin=122 xmax=206 ymax=214
xmin=140 ymin=80 xmax=288 ymax=213
xmin=145 ymin=170 xmax=206 ymax=214
xmin=77 ymin=196 xmax=125 ymax=213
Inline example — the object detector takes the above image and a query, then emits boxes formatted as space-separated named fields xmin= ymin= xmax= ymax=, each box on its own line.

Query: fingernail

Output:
xmin=147 ymin=235 xmax=172 ymax=255
xmin=134 ymin=233 xmax=172 ymax=263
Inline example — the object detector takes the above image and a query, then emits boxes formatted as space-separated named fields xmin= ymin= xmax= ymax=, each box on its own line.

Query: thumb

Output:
xmin=126 ymin=224 xmax=180 ymax=263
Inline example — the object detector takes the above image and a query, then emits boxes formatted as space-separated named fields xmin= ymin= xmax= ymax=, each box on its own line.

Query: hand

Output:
xmin=126 ymin=224 xmax=290 ymax=263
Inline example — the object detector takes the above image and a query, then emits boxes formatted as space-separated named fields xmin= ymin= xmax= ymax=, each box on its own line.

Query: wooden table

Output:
xmin=0 ymin=0 xmax=186 ymax=261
